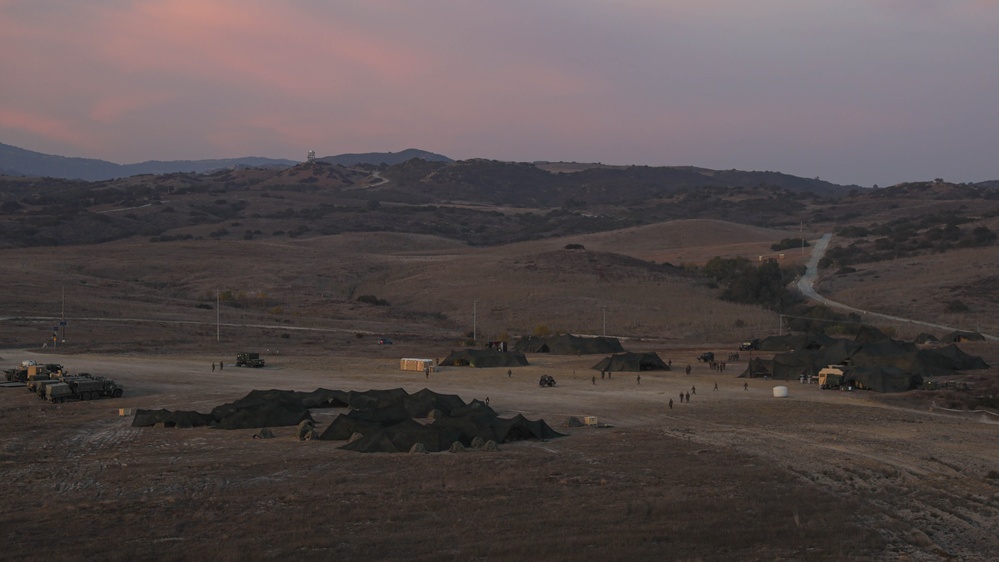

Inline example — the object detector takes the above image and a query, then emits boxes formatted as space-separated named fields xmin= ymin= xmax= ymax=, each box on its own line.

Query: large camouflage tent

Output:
xmin=592 ymin=352 xmax=670 ymax=372
xmin=514 ymin=333 xmax=624 ymax=355
xmin=438 ymin=349 xmax=529 ymax=368
xmin=738 ymin=357 xmax=772 ymax=379
xmin=843 ymin=366 xmax=923 ymax=393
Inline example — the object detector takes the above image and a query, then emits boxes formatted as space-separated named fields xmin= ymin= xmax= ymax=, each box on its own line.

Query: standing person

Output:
xmin=685 ymin=391 xmax=691 ymax=402
xmin=507 ymin=369 xmax=512 ymax=378
xmin=691 ymin=385 xmax=696 ymax=395
xmin=685 ymin=364 xmax=691 ymax=375
xmin=607 ymin=370 xmax=612 ymax=380
xmin=425 ymin=367 xmax=430 ymax=379
xmin=668 ymin=398 xmax=673 ymax=410
xmin=714 ymin=381 xmax=719 ymax=391
xmin=212 ymin=362 xmax=216 ymax=372
xmin=219 ymin=361 xmax=224 ymax=371
xmin=679 ymin=391 xmax=685 ymax=403
xmin=637 ymin=374 xmax=641 ymax=385
xmin=592 ymin=375 xmax=596 ymax=385
xmin=744 ymin=382 xmax=749 ymax=391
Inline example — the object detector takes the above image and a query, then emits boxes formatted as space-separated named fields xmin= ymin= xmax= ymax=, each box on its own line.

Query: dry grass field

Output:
xmin=2 ymin=218 xmax=999 ymax=560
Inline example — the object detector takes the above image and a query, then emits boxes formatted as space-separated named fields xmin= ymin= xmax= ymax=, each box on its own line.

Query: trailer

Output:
xmin=400 ymin=358 xmax=435 ymax=372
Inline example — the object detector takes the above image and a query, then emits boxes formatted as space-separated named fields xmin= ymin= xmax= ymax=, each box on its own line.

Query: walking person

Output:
xmin=691 ymin=385 xmax=696 ymax=395
xmin=685 ymin=391 xmax=691 ymax=402
xmin=219 ymin=361 xmax=223 ymax=370
xmin=637 ymin=374 xmax=641 ymax=385
xmin=679 ymin=391 xmax=685 ymax=403
xmin=714 ymin=381 xmax=719 ymax=391
xmin=744 ymin=382 xmax=749 ymax=391
xmin=592 ymin=375 xmax=596 ymax=385
xmin=685 ymin=364 xmax=691 ymax=375
xmin=212 ymin=362 xmax=216 ymax=372
xmin=507 ymin=369 xmax=512 ymax=378
xmin=668 ymin=398 xmax=673 ymax=410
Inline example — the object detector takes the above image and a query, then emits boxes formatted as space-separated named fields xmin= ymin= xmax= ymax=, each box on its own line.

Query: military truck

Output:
xmin=45 ymin=376 xmax=124 ymax=402
xmin=539 ymin=374 xmax=556 ymax=387
xmin=235 ymin=352 xmax=265 ymax=368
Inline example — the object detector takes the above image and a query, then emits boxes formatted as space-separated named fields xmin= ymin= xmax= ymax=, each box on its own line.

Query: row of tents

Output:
xmin=439 ymin=334 xmax=672 ymax=372
xmin=132 ymin=388 xmax=563 ymax=453
xmin=740 ymin=328 xmax=989 ymax=392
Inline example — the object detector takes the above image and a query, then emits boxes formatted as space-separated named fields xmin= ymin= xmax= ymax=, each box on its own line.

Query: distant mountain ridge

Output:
xmin=0 ymin=142 xmax=451 ymax=181
xmin=317 ymin=148 xmax=452 ymax=166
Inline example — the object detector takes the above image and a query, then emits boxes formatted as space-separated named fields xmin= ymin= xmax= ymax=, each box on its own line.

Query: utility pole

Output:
xmin=602 ymin=305 xmax=607 ymax=337
xmin=216 ymin=289 xmax=221 ymax=343
xmin=473 ymin=300 xmax=478 ymax=344
xmin=60 ymin=285 xmax=66 ymax=344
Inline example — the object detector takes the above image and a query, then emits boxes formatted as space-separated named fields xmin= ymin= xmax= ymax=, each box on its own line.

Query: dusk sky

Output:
xmin=2 ymin=1 xmax=998 ymax=187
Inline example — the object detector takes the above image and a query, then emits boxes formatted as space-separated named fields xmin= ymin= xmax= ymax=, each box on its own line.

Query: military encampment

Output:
xmin=738 ymin=332 xmax=989 ymax=392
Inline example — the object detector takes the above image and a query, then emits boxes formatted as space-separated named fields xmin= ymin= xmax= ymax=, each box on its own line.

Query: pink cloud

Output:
xmin=91 ymin=1 xmax=429 ymax=98
xmin=0 ymin=108 xmax=93 ymax=147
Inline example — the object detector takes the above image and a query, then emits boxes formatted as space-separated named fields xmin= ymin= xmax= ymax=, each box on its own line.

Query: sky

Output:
xmin=2 ymin=1 xmax=998 ymax=187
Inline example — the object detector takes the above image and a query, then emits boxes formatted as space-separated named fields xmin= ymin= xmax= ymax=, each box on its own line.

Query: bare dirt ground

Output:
xmin=2 ymin=342 xmax=998 ymax=561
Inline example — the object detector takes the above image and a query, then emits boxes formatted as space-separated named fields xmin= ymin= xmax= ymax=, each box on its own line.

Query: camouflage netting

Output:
xmin=133 ymin=387 xmax=564 ymax=453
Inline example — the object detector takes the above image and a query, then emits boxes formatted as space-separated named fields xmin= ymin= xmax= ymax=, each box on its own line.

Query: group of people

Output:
xmin=211 ymin=361 xmax=224 ymax=371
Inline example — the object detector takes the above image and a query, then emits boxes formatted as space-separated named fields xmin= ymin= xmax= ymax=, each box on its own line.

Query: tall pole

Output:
xmin=61 ymin=285 xmax=66 ymax=344
xmin=473 ymin=300 xmax=478 ymax=344
xmin=216 ymin=289 xmax=220 ymax=343
xmin=602 ymin=306 xmax=607 ymax=336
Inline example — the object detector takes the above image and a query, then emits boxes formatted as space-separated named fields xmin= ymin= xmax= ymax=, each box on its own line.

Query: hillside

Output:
xmin=0 ymin=142 xmax=450 ymax=181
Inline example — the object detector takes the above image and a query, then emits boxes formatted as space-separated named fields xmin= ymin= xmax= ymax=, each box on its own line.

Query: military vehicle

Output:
xmin=235 ymin=352 xmax=265 ymax=368
xmin=44 ymin=376 xmax=124 ymax=402
xmin=34 ymin=378 xmax=66 ymax=398
xmin=697 ymin=352 xmax=715 ymax=363
xmin=539 ymin=375 xmax=556 ymax=387
xmin=6 ymin=362 xmax=64 ymax=383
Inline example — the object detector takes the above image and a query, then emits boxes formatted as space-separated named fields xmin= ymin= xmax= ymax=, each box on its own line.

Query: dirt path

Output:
xmin=798 ymin=233 xmax=999 ymax=340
